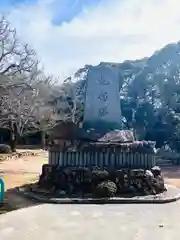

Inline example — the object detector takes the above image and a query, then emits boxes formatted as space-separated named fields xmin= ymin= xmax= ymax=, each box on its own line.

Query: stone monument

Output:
xmin=34 ymin=64 xmax=167 ymax=200
xmin=83 ymin=65 xmax=122 ymax=131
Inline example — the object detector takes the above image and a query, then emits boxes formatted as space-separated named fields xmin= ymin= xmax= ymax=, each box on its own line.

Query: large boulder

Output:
xmin=51 ymin=169 xmax=68 ymax=191
xmin=38 ymin=164 xmax=56 ymax=189
xmin=152 ymin=175 xmax=166 ymax=193
xmin=92 ymin=169 xmax=109 ymax=186
xmin=70 ymin=168 xmax=92 ymax=193
xmin=98 ymin=130 xmax=135 ymax=143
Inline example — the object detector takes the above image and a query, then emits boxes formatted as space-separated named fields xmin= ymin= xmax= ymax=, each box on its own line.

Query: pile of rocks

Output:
xmin=38 ymin=165 xmax=166 ymax=198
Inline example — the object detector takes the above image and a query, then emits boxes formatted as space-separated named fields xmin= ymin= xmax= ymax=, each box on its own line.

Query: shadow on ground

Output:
xmin=0 ymin=184 xmax=43 ymax=215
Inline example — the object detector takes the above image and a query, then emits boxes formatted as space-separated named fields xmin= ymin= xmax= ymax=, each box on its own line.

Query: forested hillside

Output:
xmin=58 ymin=42 xmax=180 ymax=151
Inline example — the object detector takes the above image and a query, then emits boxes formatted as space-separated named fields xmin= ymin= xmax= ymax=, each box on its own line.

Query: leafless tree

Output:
xmin=0 ymin=15 xmax=38 ymax=78
xmin=0 ymin=15 xmax=57 ymax=150
xmin=51 ymin=77 xmax=84 ymax=123
xmin=0 ymin=74 xmax=55 ymax=150
xmin=51 ymin=68 xmax=87 ymax=124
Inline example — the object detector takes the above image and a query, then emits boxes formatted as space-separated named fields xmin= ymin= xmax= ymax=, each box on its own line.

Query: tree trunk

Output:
xmin=10 ymin=130 xmax=16 ymax=152
xmin=9 ymin=118 xmax=16 ymax=152
xmin=41 ymin=131 xmax=46 ymax=150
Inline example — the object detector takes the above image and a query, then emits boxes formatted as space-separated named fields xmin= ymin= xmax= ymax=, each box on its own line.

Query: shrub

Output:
xmin=0 ymin=144 xmax=11 ymax=154
xmin=92 ymin=169 xmax=109 ymax=186
xmin=93 ymin=180 xmax=117 ymax=198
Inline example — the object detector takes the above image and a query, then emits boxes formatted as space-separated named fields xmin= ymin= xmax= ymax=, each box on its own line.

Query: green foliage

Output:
xmin=66 ymin=42 xmax=180 ymax=150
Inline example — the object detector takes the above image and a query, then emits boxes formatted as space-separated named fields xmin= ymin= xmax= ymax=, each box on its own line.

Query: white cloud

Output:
xmin=5 ymin=0 xmax=180 ymax=81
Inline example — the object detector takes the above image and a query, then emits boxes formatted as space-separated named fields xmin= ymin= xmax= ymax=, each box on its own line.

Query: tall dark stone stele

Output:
xmin=83 ymin=65 xmax=122 ymax=131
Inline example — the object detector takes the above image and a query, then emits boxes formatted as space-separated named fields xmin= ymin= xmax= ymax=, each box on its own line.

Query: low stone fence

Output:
xmin=0 ymin=151 xmax=38 ymax=161
xmin=49 ymin=150 xmax=156 ymax=169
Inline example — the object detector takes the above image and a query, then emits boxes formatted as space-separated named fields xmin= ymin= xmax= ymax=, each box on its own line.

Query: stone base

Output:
xmin=37 ymin=165 xmax=167 ymax=199
xmin=17 ymin=185 xmax=180 ymax=204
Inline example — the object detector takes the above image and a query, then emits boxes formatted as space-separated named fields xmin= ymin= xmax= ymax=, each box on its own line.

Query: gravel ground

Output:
xmin=0 ymin=202 xmax=180 ymax=240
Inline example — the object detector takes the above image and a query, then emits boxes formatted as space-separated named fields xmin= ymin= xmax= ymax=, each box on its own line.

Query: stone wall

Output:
xmin=49 ymin=150 xmax=156 ymax=169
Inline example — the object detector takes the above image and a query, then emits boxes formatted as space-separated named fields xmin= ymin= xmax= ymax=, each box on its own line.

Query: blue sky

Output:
xmin=1 ymin=0 xmax=105 ymax=24
xmin=1 ymin=0 xmax=180 ymax=81
xmin=0 ymin=0 xmax=36 ymax=9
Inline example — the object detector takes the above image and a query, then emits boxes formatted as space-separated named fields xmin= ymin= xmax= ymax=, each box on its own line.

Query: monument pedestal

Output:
xmin=48 ymin=145 xmax=156 ymax=169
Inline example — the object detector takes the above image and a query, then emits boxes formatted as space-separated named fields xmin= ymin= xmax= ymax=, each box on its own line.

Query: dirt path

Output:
xmin=162 ymin=166 xmax=180 ymax=188
xmin=0 ymin=151 xmax=47 ymax=190
xmin=0 ymin=151 xmax=48 ymax=210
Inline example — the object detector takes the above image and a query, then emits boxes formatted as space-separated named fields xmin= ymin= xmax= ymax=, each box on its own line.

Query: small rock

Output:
xmin=115 ymin=170 xmax=124 ymax=185
xmin=67 ymin=184 xmax=75 ymax=194
xmin=129 ymin=185 xmax=136 ymax=194
xmin=156 ymin=175 xmax=166 ymax=191
xmin=151 ymin=166 xmax=161 ymax=177
xmin=131 ymin=169 xmax=144 ymax=177
xmin=55 ymin=190 xmax=67 ymax=198
xmin=18 ymin=187 xmax=25 ymax=192
xmin=63 ymin=168 xmax=72 ymax=177
xmin=145 ymin=170 xmax=154 ymax=178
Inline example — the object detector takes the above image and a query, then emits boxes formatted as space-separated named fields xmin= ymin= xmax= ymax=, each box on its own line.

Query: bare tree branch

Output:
xmin=50 ymin=77 xmax=85 ymax=123
xmin=0 ymin=70 xmax=56 ymax=137
xmin=0 ymin=15 xmax=38 ymax=77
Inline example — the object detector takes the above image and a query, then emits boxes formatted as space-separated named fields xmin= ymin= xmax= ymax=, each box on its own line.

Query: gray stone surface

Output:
xmin=1 ymin=202 xmax=180 ymax=239
xmin=83 ymin=65 xmax=122 ymax=131
xmin=18 ymin=184 xmax=180 ymax=204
